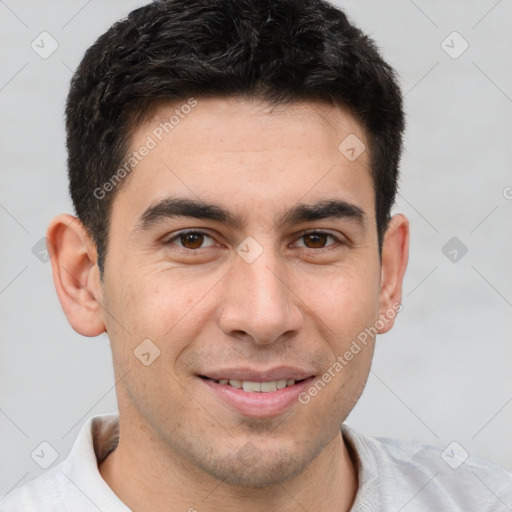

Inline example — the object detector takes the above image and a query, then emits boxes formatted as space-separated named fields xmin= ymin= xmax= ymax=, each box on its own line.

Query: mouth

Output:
xmin=199 ymin=376 xmax=306 ymax=393
xmin=197 ymin=369 xmax=315 ymax=418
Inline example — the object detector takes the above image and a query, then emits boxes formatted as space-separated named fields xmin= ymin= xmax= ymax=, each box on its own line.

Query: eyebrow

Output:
xmin=136 ymin=197 xmax=365 ymax=231
xmin=278 ymin=199 xmax=364 ymax=226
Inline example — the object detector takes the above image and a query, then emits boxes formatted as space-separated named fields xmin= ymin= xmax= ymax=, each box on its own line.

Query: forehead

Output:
xmin=141 ymin=97 xmax=368 ymax=158
xmin=114 ymin=97 xmax=374 ymax=227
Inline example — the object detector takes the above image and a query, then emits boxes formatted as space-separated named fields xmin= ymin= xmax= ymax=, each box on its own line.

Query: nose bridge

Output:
xmin=246 ymin=256 xmax=287 ymax=310
xmin=219 ymin=243 xmax=302 ymax=344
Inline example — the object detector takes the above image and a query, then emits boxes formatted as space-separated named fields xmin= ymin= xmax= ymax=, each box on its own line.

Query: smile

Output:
xmin=198 ymin=371 xmax=315 ymax=418
xmin=200 ymin=377 xmax=302 ymax=393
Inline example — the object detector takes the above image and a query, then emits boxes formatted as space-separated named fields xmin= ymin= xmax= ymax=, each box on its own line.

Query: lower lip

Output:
xmin=200 ymin=377 xmax=314 ymax=418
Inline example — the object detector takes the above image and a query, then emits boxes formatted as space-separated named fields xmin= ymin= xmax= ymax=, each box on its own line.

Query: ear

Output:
xmin=46 ymin=214 xmax=106 ymax=337
xmin=377 ymin=213 xmax=409 ymax=334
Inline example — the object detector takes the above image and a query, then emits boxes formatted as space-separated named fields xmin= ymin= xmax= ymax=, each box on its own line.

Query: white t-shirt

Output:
xmin=1 ymin=412 xmax=511 ymax=511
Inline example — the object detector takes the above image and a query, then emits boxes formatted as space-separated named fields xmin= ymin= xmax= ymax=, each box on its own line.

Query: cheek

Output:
xmin=293 ymin=261 xmax=381 ymax=344
xmin=111 ymin=269 xmax=219 ymax=360
xmin=102 ymin=271 xmax=210 ymax=406
xmin=309 ymin=266 xmax=380 ymax=411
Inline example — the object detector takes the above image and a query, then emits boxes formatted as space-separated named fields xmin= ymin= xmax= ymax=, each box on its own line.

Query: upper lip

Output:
xmin=199 ymin=366 xmax=315 ymax=382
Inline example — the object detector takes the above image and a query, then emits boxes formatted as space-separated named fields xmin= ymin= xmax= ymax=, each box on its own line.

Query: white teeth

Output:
xmin=242 ymin=381 xmax=261 ymax=392
xmin=216 ymin=378 xmax=299 ymax=392
xmin=260 ymin=381 xmax=277 ymax=392
xmin=276 ymin=380 xmax=287 ymax=389
xmin=229 ymin=379 xmax=242 ymax=389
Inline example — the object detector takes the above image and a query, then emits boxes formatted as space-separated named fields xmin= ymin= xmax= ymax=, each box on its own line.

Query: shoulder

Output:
xmin=342 ymin=424 xmax=512 ymax=511
xmin=0 ymin=463 xmax=66 ymax=512
xmin=0 ymin=412 xmax=122 ymax=512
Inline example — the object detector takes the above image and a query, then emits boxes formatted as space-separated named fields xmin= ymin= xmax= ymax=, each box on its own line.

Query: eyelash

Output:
xmin=164 ymin=229 xmax=344 ymax=252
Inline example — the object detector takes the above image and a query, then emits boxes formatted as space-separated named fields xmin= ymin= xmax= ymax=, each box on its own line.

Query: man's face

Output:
xmin=101 ymin=97 xmax=384 ymax=486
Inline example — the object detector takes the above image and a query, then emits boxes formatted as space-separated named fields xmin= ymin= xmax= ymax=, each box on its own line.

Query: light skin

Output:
xmin=48 ymin=97 xmax=409 ymax=512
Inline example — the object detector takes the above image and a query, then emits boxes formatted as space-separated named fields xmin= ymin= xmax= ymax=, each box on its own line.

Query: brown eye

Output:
xmin=167 ymin=230 xmax=215 ymax=250
xmin=303 ymin=233 xmax=329 ymax=248
xmin=295 ymin=231 xmax=340 ymax=249
xmin=179 ymin=232 xmax=204 ymax=249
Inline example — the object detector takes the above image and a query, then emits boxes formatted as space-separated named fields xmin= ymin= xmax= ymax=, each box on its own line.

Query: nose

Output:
xmin=217 ymin=249 xmax=303 ymax=346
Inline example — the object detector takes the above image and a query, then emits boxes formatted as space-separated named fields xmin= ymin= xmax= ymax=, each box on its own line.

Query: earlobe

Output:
xmin=377 ymin=214 xmax=409 ymax=334
xmin=46 ymin=214 xmax=106 ymax=337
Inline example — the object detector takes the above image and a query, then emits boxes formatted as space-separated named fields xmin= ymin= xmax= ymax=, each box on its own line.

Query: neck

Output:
xmin=99 ymin=417 xmax=358 ymax=512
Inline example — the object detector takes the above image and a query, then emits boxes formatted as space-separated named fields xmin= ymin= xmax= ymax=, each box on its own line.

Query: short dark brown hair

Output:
xmin=66 ymin=0 xmax=404 ymax=274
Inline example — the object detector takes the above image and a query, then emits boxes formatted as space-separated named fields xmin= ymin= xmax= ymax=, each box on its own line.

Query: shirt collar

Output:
xmin=60 ymin=412 xmax=130 ymax=511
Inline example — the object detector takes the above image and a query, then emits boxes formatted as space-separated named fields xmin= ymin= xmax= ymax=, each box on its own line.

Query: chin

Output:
xmin=206 ymin=452 xmax=306 ymax=488
xmin=187 ymin=436 xmax=324 ymax=489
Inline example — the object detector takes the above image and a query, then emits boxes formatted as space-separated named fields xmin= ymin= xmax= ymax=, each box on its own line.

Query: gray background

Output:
xmin=1 ymin=0 xmax=511 ymax=496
